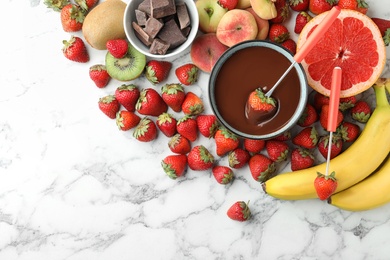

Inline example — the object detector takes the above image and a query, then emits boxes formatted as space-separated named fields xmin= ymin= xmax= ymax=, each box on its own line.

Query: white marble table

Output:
xmin=1 ymin=0 xmax=390 ymax=259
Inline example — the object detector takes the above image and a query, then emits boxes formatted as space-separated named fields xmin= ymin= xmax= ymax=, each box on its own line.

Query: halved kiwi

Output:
xmin=105 ymin=44 xmax=146 ymax=81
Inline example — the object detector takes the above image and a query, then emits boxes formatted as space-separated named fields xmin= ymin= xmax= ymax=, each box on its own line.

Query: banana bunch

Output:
xmin=262 ymin=78 xmax=390 ymax=204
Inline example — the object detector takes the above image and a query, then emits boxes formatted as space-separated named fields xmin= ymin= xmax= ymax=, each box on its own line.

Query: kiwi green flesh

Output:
xmin=105 ymin=45 xmax=146 ymax=81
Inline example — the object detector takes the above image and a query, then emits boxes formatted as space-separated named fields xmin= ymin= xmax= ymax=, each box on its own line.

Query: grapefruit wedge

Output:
xmin=297 ymin=9 xmax=386 ymax=98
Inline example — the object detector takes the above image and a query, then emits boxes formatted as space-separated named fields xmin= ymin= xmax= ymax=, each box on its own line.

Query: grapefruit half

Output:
xmin=297 ymin=9 xmax=386 ymax=98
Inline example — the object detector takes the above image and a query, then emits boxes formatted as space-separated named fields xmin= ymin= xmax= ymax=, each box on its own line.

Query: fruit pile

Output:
xmin=45 ymin=0 xmax=390 ymax=218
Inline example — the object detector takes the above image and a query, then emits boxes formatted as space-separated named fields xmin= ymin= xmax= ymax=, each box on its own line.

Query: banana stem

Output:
xmin=373 ymin=78 xmax=390 ymax=107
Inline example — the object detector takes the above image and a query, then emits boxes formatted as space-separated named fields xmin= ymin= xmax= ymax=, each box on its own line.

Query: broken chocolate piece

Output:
xmin=132 ymin=21 xmax=153 ymax=46
xmin=150 ymin=38 xmax=170 ymax=55
xmin=157 ymin=19 xmax=187 ymax=49
xmin=176 ymin=3 xmax=190 ymax=29
xmin=138 ymin=0 xmax=151 ymax=15
xmin=135 ymin=9 xmax=148 ymax=26
xmin=151 ymin=0 xmax=176 ymax=19
xmin=144 ymin=17 xmax=164 ymax=38
xmin=181 ymin=26 xmax=191 ymax=37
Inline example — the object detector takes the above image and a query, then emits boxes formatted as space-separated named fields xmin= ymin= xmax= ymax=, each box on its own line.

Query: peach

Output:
xmin=216 ymin=9 xmax=258 ymax=47
xmin=190 ymin=33 xmax=229 ymax=73
xmin=196 ymin=0 xmax=228 ymax=33
xmin=250 ymin=0 xmax=277 ymax=20
xmin=246 ymin=7 xmax=270 ymax=40
xmin=236 ymin=0 xmax=251 ymax=9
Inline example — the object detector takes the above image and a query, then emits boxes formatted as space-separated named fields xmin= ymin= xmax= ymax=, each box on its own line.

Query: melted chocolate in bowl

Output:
xmin=209 ymin=41 xmax=308 ymax=139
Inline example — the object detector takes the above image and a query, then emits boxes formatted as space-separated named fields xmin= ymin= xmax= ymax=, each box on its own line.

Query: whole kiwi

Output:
xmin=82 ymin=0 xmax=127 ymax=50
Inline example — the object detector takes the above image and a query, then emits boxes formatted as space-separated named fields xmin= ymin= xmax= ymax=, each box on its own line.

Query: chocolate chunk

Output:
xmin=144 ymin=17 xmax=164 ymax=38
xmin=176 ymin=3 xmax=190 ymax=29
xmin=157 ymin=19 xmax=187 ymax=49
xmin=151 ymin=0 xmax=176 ymax=19
xmin=150 ymin=38 xmax=170 ymax=55
xmin=181 ymin=26 xmax=191 ymax=37
xmin=135 ymin=9 xmax=148 ymax=26
xmin=138 ymin=0 xmax=151 ymax=15
xmin=132 ymin=21 xmax=153 ymax=46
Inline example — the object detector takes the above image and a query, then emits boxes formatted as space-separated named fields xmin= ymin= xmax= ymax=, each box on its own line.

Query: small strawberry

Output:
xmin=228 ymin=148 xmax=251 ymax=169
xmin=115 ymin=84 xmax=140 ymax=112
xmin=319 ymin=104 xmax=343 ymax=129
xmin=314 ymin=171 xmax=338 ymax=200
xmin=182 ymin=92 xmax=204 ymax=116
xmin=44 ymin=0 xmax=70 ymax=11
xmin=168 ymin=134 xmax=191 ymax=155
xmin=187 ymin=145 xmax=215 ymax=171
xmin=292 ymin=126 xmax=319 ymax=149
xmin=98 ymin=95 xmax=120 ymax=119
xmin=289 ymin=0 xmax=310 ymax=11
xmin=249 ymin=154 xmax=276 ymax=182
xmin=156 ymin=113 xmax=177 ymax=137
xmin=89 ymin=64 xmax=110 ymax=88
xmin=196 ymin=114 xmax=219 ymax=138
xmin=227 ymin=201 xmax=251 ymax=222
xmin=133 ymin=117 xmax=158 ymax=142
xmin=243 ymin=138 xmax=265 ymax=154
xmin=337 ymin=0 xmax=368 ymax=14
xmin=175 ymin=63 xmax=199 ymax=86
xmin=161 ymin=154 xmax=188 ymax=179
xmin=161 ymin=83 xmax=186 ymax=113
xmin=116 ymin=110 xmax=140 ymax=131
xmin=350 ymin=100 xmax=371 ymax=123
xmin=270 ymin=0 xmax=290 ymax=24
xmin=272 ymin=131 xmax=291 ymax=141
xmin=218 ymin=0 xmax=238 ymax=10
xmin=339 ymin=96 xmax=357 ymax=111
xmin=106 ymin=39 xmax=128 ymax=59
xmin=212 ymin=166 xmax=234 ymax=184
xmin=75 ymin=0 xmax=98 ymax=11
xmin=313 ymin=92 xmax=329 ymax=111
xmin=290 ymin=147 xmax=314 ymax=171
xmin=214 ymin=128 xmax=240 ymax=157
xmin=60 ymin=4 xmax=85 ymax=32
xmin=337 ymin=121 xmax=360 ymax=143
xmin=62 ymin=36 xmax=89 ymax=63
xmin=309 ymin=0 xmax=337 ymax=15
xmin=265 ymin=140 xmax=289 ymax=162
xmin=371 ymin=18 xmax=390 ymax=46
xmin=136 ymin=88 xmax=168 ymax=117
xmin=268 ymin=23 xmax=290 ymax=43
xmin=280 ymin=38 xmax=297 ymax=54
xmin=247 ymin=88 xmax=277 ymax=114
xmin=317 ymin=135 xmax=343 ymax=159
xmin=294 ymin=11 xmax=312 ymax=34
xmin=297 ymin=103 xmax=318 ymax=127
xmin=145 ymin=60 xmax=172 ymax=84
xmin=177 ymin=115 xmax=198 ymax=142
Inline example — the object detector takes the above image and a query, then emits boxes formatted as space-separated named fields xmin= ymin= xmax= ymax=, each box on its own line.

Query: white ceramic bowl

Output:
xmin=123 ymin=0 xmax=199 ymax=59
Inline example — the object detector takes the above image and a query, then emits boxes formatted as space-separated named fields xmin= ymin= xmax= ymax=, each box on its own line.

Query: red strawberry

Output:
xmin=290 ymin=147 xmax=314 ymax=171
xmin=350 ymin=100 xmax=371 ymax=123
xmin=289 ymin=0 xmax=310 ymax=11
xmin=182 ymin=92 xmax=204 ymax=116
xmin=98 ymin=95 xmax=120 ymax=119
xmin=294 ymin=11 xmax=312 ymax=34
xmin=161 ymin=83 xmax=186 ymax=113
xmin=268 ymin=23 xmax=290 ymax=43
xmin=133 ymin=117 xmax=158 ymax=142
xmin=44 ymin=0 xmax=69 ymax=11
xmin=319 ymin=104 xmax=343 ymax=130
xmin=62 ymin=36 xmax=89 ymax=63
xmin=89 ymin=64 xmax=110 ymax=88
xmin=212 ymin=166 xmax=234 ymax=184
xmin=228 ymin=148 xmax=250 ymax=169
xmin=196 ymin=114 xmax=219 ymax=138
xmin=248 ymin=154 xmax=276 ymax=182
xmin=175 ymin=63 xmax=199 ymax=86
xmin=116 ymin=110 xmax=140 ymax=131
xmin=314 ymin=171 xmax=338 ymax=200
xmin=187 ymin=145 xmax=215 ymax=171
xmin=227 ymin=201 xmax=251 ymax=222
xmin=246 ymin=88 xmax=277 ymax=114
xmin=337 ymin=0 xmax=368 ymax=14
xmin=60 ymin=4 xmax=85 ymax=32
xmin=371 ymin=18 xmax=390 ymax=46
xmin=297 ymin=103 xmax=318 ymax=127
xmin=272 ymin=131 xmax=291 ymax=141
xmin=309 ymin=0 xmax=337 ymax=15
xmin=265 ymin=140 xmax=289 ymax=162
xmin=270 ymin=0 xmax=290 ymax=24
xmin=218 ymin=0 xmax=238 ymax=10
xmin=106 ymin=39 xmax=128 ymax=59
xmin=168 ymin=134 xmax=191 ymax=155
xmin=214 ymin=128 xmax=240 ymax=157
xmin=115 ymin=84 xmax=140 ymax=112
xmin=145 ymin=60 xmax=172 ymax=84
xmin=292 ymin=126 xmax=319 ymax=149
xmin=156 ymin=113 xmax=177 ymax=137
xmin=177 ymin=115 xmax=198 ymax=142
xmin=243 ymin=138 xmax=265 ymax=154
xmin=136 ymin=88 xmax=168 ymax=117
xmin=337 ymin=121 xmax=360 ymax=143
xmin=161 ymin=154 xmax=188 ymax=179
xmin=75 ymin=0 xmax=98 ymax=11
xmin=313 ymin=92 xmax=329 ymax=111
xmin=339 ymin=95 xmax=357 ymax=111
xmin=317 ymin=135 xmax=343 ymax=159
xmin=280 ymin=38 xmax=297 ymax=54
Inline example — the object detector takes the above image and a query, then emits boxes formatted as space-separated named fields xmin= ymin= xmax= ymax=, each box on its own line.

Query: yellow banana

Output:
xmin=262 ymin=79 xmax=390 ymax=200
xmin=328 ymin=154 xmax=390 ymax=211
